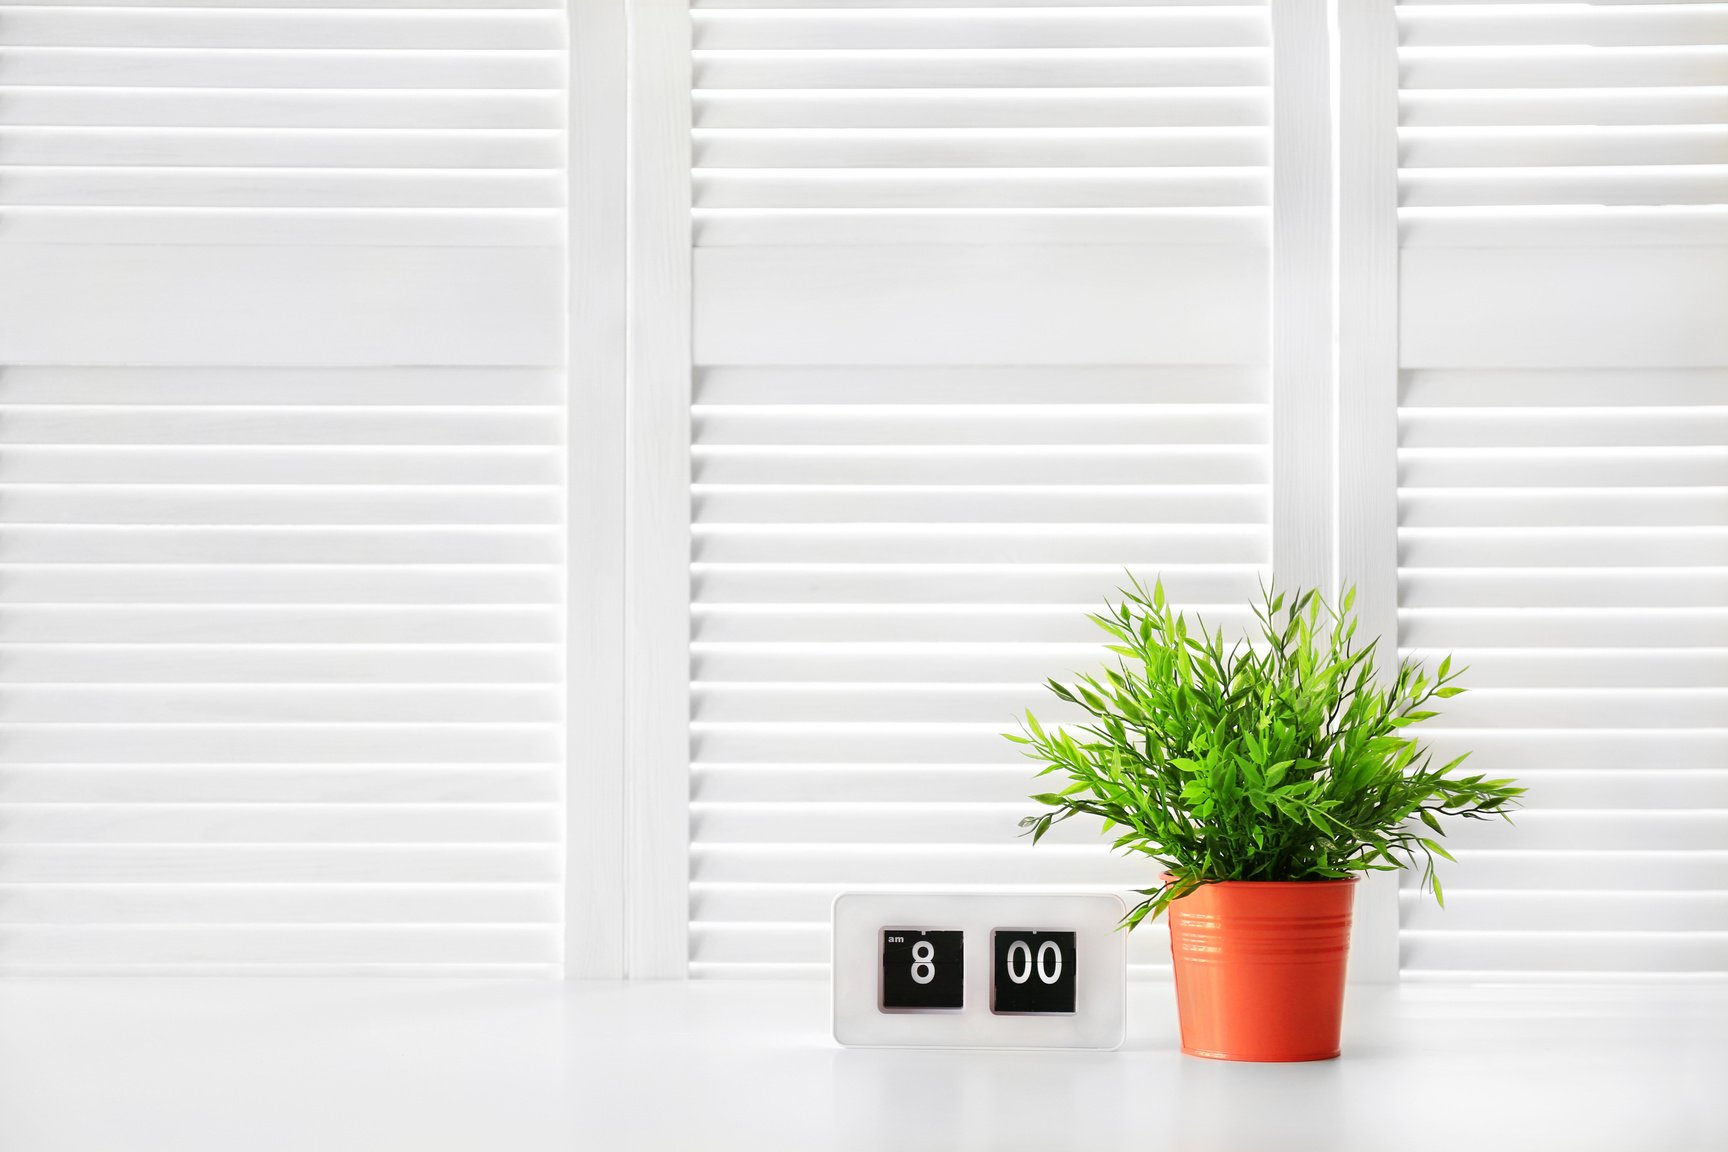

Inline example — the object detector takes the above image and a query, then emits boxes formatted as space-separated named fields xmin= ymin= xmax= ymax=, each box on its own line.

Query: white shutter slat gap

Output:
xmin=1394 ymin=1 xmax=1728 ymax=983
xmin=0 ymin=1 xmax=567 ymax=972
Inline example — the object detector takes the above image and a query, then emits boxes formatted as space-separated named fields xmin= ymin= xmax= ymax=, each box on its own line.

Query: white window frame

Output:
xmin=565 ymin=0 xmax=628 ymax=978
xmin=1335 ymin=0 xmax=1404 ymax=987
xmin=566 ymin=0 xmax=693 ymax=979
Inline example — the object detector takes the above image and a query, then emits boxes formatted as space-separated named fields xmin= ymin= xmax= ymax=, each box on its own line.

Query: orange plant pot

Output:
xmin=1164 ymin=876 xmax=1358 ymax=1062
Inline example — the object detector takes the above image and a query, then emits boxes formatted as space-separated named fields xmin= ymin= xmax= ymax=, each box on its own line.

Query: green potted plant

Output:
xmin=1009 ymin=578 xmax=1522 ymax=1061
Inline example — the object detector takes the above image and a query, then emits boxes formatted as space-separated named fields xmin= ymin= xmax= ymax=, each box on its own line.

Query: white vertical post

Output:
xmin=625 ymin=0 xmax=694 ymax=978
xmin=1271 ymin=0 xmax=1336 ymax=596
xmin=566 ymin=0 xmax=629 ymax=978
xmin=1337 ymin=0 xmax=1404 ymax=985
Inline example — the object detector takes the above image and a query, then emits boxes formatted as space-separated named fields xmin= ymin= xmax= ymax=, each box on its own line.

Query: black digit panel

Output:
xmin=991 ymin=929 xmax=1077 ymax=1015
xmin=879 ymin=928 xmax=964 ymax=1012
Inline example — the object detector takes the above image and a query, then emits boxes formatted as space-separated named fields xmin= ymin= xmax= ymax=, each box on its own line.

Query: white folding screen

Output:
xmin=684 ymin=0 xmax=1275 ymax=978
xmin=1353 ymin=0 xmax=1728 ymax=982
xmin=2 ymin=0 xmax=1718 ymax=984
xmin=0 ymin=1 xmax=568 ymax=972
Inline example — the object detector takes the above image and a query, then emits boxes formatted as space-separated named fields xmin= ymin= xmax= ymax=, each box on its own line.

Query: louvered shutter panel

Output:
xmin=0 ymin=1 xmax=567 ymax=972
xmin=687 ymin=0 xmax=1272 ymax=977
xmin=1394 ymin=1 xmax=1728 ymax=980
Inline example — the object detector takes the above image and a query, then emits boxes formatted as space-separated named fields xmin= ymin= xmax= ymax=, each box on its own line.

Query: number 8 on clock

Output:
xmin=879 ymin=928 xmax=963 ymax=1011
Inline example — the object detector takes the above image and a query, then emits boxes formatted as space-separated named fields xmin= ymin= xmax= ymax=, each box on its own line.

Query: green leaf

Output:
xmin=1420 ymin=837 xmax=1457 ymax=864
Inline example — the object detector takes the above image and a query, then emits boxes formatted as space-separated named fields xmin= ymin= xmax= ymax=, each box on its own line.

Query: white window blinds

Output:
xmin=687 ymin=0 xmax=1272 ymax=978
xmin=1393 ymin=1 xmax=1728 ymax=981
xmin=0 ymin=1 xmax=568 ymax=972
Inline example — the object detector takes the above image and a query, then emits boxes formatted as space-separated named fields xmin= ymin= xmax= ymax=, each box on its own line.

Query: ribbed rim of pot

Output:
xmin=1160 ymin=874 xmax=1361 ymax=888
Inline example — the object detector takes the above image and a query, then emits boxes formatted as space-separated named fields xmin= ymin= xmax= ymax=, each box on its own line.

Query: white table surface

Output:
xmin=0 ymin=979 xmax=1722 ymax=1152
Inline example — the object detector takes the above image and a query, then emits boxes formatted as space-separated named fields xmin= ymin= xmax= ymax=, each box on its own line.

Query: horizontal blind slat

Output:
xmin=1401 ymin=127 xmax=1728 ymax=169
xmin=0 ymin=87 xmax=565 ymax=128
xmin=692 ymin=844 xmax=1158 ymax=886
xmin=692 ymin=11 xmax=1267 ymax=50
xmin=695 ymin=526 xmax=1268 ymax=564
xmin=686 ymin=806 xmax=1723 ymax=851
xmin=0 ymin=564 xmax=560 ymax=604
xmin=696 ymin=449 xmax=1266 ymax=487
xmin=1400 ymin=368 xmax=1728 ymax=408
xmin=694 ymin=606 xmax=1258 ymax=645
xmin=0 ymin=605 xmax=560 ymax=644
xmin=0 ymin=844 xmax=561 ymax=884
xmin=693 ymin=52 xmax=1271 ymax=91
xmin=1402 ymin=610 xmax=1728 ymax=649
xmin=1400 ymin=49 xmax=1728 ymax=91
xmin=1399 ymin=9 xmax=1728 ymax=49
xmin=0 ymin=487 xmax=560 ymax=525
xmin=695 ymin=90 xmax=1268 ymax=130
xmin=0 ymin=724 xmax=561 ymax=765
xmin=0 ymin=883 xmax=562 ymax=925
xmin=1400 ymin=491 xmax=1728 ymax=528
xmin=696 ymin=367 xmax=1267 ymax=407
xmin=0 ymin=646 xmax=559 ymax=685
xmin=0 ymin=168 xmax=563 ymax=208
xmin=0 ymin=407 xmax=560 ymax=444
xmin=690 ymin=565 xmax=1259 ymax=605
xmin=0 ymin=9 xmax=565 ymax=50
xmin=694 ymin=129 xmax=1268 ymax=169
xmin=0 ymin=685 xmax=561 ymax=723
xmin=7 ymin=0 xmax=562 ymax=8
xmin=0 ymin=526 xmax=562 ymax=564
xmin=1399 ymin=529 xmax=1728 ymax=570
xmin=0 ymin=763 xmax=562 ymax=803
xmin=0 ymin=126 xmax=565 ymax=168
xmin=694 ymin=488 xmax=1267 ymax=526
xmin=691 ymin=0 xmax=1263 ymax=7
xmin=694 ymin=170 xmax=1269 ymax=210
xmin=693 ymin=763 xmax=1728 ymax=809
xmin=1401 ymin=931 xmax=1728 ymax=976
xmin=0 ymin=802 xmax=561 ymax=844
xmin=1400 ymin=892 xmax=1728 ymax=934
xmin=696 ymin=409 xmax=1268 ymax=446
xmin=0 ymin=365 xmax=564 ymax=405
xmin=1399 ymin=169 xmax=1728 ymax=208
xmin=0 ymin=446 xmax=562 ymax=485
xmin=0 ymin=924 xmax=562 ymax=965
xmin=0 ymin=48 xmax=566 ymax=89
xmin=1400 ymin=570 xmax=1728 ymax=609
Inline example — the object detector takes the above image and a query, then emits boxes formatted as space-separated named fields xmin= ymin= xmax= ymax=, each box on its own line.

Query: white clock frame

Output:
xmin=831 ymin=892 xmax=1128 ymax=1050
